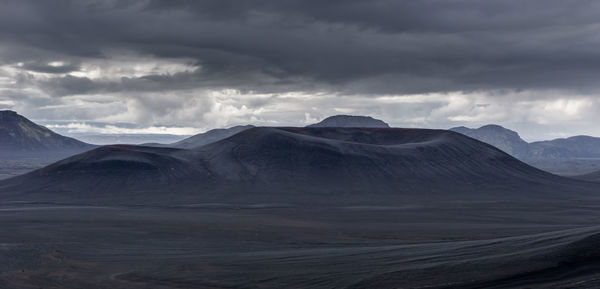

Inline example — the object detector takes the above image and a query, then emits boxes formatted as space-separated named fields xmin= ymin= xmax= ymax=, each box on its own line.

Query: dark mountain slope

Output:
xmin=199 ymin=127 xmax=569 ymax=196
xmin=0 ymin=145 xmax=212 ymax=202
xmin=307 ymin=115 xmax=390 ymax=128
xmin=0 ymin=127 xmax=593 ymax=205
xmin=0 ymin=110 xmax=94 ymax=156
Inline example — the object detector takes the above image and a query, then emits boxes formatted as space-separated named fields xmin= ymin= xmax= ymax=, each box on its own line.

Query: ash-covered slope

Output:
xmin=0 ymin=127 xmax=590 ymax=204
xmin=0 ymin=145 xmax=211 ymax=202
xmin=199 ymin=127 xmax=570 ymax=196
xmin=0 ymin=110 xmax=94 ymax=157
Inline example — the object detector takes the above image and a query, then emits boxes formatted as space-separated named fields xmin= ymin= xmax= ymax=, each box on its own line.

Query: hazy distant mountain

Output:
xmin=72 ymin=133 xmax=188 ymax=145
xmin=0 ymin=110 xmax=94 ymax=157
xmin=450 ymin=125 xmax=531 ymax=159
xmin=529 ymin=136 xmax=600 ymax=159
xmin=307 ymin=115 xmax=390 ymax=128
xmin=1 ymin=127 xmax=584 ymax=205
xmin=452 ymin=125 xmax=600 ymax=160
xmin=147 ymin=125 xmax=254 ymax=149
xmin=451 ymin=124 xmax=600 ymax=175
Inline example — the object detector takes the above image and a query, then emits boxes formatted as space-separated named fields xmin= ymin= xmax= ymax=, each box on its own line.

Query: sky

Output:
xmin=1 ymin=0 xmax=600 ymax=141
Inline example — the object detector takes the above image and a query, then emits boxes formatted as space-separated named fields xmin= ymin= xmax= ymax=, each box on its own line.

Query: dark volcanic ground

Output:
xmin=3 ymin=200 xmax=600 ymax=288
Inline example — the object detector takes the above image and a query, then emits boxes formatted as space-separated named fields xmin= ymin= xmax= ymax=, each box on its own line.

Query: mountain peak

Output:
xmin=0 ymin=110 xmax=18 ymax=115
xmin=307 ymin=115 xmax=390 ymax=128
xmin=479 ymin=124 xmax=508 ymax=131
xmin=0 ymin=110 xmax=20 ymax=120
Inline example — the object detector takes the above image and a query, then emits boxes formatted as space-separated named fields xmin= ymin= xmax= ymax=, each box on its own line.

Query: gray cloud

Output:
xmin=1 ymin=0 xmax=600 ymax=139
xmin=1 ymin=0 xmax=599 ymax=94
xmin=20 ymin=61 xmax=80 ymax=74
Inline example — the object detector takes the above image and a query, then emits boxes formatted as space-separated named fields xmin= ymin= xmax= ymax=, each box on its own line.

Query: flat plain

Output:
xmin=2 ymin=199 xmax=600 ymax=288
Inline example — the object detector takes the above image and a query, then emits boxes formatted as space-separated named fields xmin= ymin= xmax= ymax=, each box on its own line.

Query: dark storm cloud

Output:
xmin=2 ymin=0 xmax=600 ymax=96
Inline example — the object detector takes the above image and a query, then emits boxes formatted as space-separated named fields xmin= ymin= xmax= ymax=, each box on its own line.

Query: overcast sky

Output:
xmin=1 ymin=0 xmax=600 ymax=141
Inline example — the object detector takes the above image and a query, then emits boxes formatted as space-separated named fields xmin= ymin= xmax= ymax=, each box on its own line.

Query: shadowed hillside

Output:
xmin=0 ymin=127 xmax=592 ymax=205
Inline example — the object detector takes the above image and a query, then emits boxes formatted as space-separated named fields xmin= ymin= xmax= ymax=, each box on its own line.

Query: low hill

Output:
xmin=307 ymin=115 xmax=390 ymax=128
xmin=0 ymin=127 xmax=591 ymax=205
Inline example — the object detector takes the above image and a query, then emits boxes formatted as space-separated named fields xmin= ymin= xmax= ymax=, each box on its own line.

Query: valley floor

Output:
xmin=0 ymin=159 xmax=54 ymax=181
xmin=2 ymin=200 xmax=600 ymax=288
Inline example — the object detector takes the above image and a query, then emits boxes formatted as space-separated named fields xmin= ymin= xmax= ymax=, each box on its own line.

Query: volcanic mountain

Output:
xmin=0 ymin=110 xmax=94 ymax=157
xmin=307 ymin=115 xmax=390 ymax=128
xmin=0 ymin=127 xmax=591 ymax=205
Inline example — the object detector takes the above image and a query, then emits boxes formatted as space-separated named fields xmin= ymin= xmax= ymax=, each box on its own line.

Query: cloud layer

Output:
xmin=1 ymin=0 xmax=600 ymax=140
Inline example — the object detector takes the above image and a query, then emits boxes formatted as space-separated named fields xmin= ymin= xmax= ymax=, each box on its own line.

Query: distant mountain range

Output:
xmin=450 ymin=125 xmax=531 ymax=159
xmin=0 ymin=110 xmax=95 ymax=157
xmin=2 ymin=126 xmax=586 ymax=205
xmin=451 ymin=125 xmax=600 ymax=175
xmin=72 ymin=133 xmax=189 ymax=145
xmin=145 ymin=115 xmax=389 ymax=149
xmin=451 ymin=125 xmax=600 ymax=160
xmin=530 ymin=136 xmax=600 ymax=159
